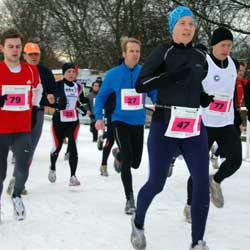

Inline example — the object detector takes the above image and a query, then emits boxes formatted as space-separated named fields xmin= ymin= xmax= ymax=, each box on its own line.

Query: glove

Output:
xmin=58 ymin=96 xmax=67 ymax=110
xmin=78 ymin=104 xmax=87 ymax=116
xmin=169 ymin=63 xmax=191 ymax=82
xmin=31 ymin=106 xmax=37 ymax=129
xmin=0 ymin=94 xmax=8 ymax=107
xmin=247 ymin=109 xmax=250 ymax=122
xmin=200 ymin=92 xmax=214 ymax=108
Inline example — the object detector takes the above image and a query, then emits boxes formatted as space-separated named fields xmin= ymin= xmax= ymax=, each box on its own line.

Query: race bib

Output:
xmin=121 ymin=89 xmax=143 ymax=110
xmin=60 ymin=110 xmax=78 ymax=122
xmin=1 ymin=85 xmax=30 ymax=111
xmin=165 ymin=106 xmax=201 ymax=138
xmin=207 ymin=93 xmax=232 ymax=116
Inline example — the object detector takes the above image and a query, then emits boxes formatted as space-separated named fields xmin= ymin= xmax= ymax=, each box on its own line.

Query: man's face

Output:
xmin=212 ymin=40 xmax=233 ymax=61
xmin=123 ymin=42 xmax=140 ymax=68
xmin=23 ymin=52 xmax=41 ymax=65
xmin=237 ymin=65 xmax=246 ymax=79
xmin=0 ymin=38 xmax=22 ymax=64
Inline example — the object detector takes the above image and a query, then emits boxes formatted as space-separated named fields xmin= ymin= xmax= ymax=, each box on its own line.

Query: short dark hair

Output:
xmin=0 ymin=28 xmax=23 ymax=46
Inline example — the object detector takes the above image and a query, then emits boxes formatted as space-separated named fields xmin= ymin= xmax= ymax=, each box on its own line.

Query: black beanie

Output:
xmin=211 ymin=27 xmax=233 ymax=46
xmin=62 ymin=63 xmax=75 ymax=75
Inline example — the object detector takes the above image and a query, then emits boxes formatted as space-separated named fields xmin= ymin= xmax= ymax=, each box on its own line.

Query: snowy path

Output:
xmin=0 ymin=120 xmax=249 ymax=250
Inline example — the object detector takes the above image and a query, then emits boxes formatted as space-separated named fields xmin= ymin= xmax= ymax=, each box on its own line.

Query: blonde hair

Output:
xmin=120 ymin=36 xmax=141 ymax=53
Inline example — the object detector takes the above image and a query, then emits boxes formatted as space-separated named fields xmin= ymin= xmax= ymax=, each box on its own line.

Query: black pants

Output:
xmin=101 ymin=116 xmax=114 ymax=165
xmin=90 ymin=121 xmax=98 ymax=141
xmin=112 ymin=121 xmax=144 ymax=200
xmin=187 ymin=125 xmax=242 ymax=205
xmin=51 ymin=113 xmax=80 ymax=176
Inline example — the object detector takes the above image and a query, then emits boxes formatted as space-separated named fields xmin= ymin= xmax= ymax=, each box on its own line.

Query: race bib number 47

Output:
xmin=1 ymin=85 xmax=30 ymax=111
xmin=165 ymin=106 xmax=201 ymax=139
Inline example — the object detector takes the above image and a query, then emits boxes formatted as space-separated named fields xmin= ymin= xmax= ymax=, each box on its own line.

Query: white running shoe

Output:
xmin=131 ymin=214 xmax=146 ymax=250
xmin=125 ymin=193 xmax=136 ymax=215
xmin=209 ymin=175 xmax=224 ymax=208
xmin=48 ymin=169 xmax=56 ymax=183
xmin=12 ymin=197 xmax=26 ymax=221
xmin=183 ymin=204 xmax=192 ymax=224
xmin=100 ymin=165 xmax=108 ymax=176
xmin=190 ymin=240 xmax=209 ymax=250
xmin=69 ymin=176 xmax=81 ymax=186
xmin=210 ymin=155 xmax=219 ymax=169
xmin=6 ymin=177 xmax=15 ymax=196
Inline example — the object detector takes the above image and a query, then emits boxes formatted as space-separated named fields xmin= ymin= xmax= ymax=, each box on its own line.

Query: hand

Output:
xmin=95 ymin=120 xmax=105 ymax=130
xmin=169 ymin=63 xmax=191 ymax=82
xmin=31 ymin=106 xmax=37 ymax=129
xmin=87 ymin=110 xmax=91 ymax=116
xmin=0 ymin=94 xmax=8 ymax=107
xmin=78 ymin=104 xmax=87 ymax=116
xmin=58 ymin=96 xmax=67 ymax=110
xmin=200 ymin=92 xmax=214 ymax=108
xmin=47 ymin=94 xmax=55 ymax=104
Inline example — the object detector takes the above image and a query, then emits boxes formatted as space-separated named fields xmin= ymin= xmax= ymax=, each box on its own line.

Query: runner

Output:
xmin=6 ymin=42 xmax=56 ymax=195
xmin=130 ymin=6 xmax=213 ymax=250
xmin=48 ymin=63 xmax=86 ymax=186
xmin=94 ymin=37 xmax=156 ymax=214
xmin=184 ymin=28 xmax=243 ymax=225
xmin=0 ymin=29 xmax=41 ymax=221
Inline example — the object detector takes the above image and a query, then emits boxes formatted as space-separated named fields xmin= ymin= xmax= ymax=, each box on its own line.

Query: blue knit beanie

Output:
xmin=169 ymin=6 xmax=194 ymax=34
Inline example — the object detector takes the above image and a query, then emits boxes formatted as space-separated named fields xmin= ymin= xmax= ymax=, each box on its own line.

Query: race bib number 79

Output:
xmin=2 ymin=85 xmax=30 ymax=111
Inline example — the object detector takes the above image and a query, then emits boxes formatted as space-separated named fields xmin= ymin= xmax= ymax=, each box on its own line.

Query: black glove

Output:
xmin=58 ymin=96 xmax=67 ymax=110
xmin=0 ymin=94 xmax=8 ymax=107
xmin=169 ymin=63 xmax=191 ymax=82
xmin=200 ymin=92 xmax=214 ymax=108
xmin=247 ymin=109 xmax=250 ymax=122
xmin=31 ymin=106 xmax=38 ymax=129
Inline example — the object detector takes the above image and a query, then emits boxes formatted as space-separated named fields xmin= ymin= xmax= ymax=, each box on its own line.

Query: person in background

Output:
xmin=94 ymin=37 xmax=156 ymax=215
xmin=87 ymin=81 xmax=100 ymax=142
xmin=64 ymin=66 xmax=89 ymax=160
xmin=6 ymin=42 xmax=56 ymax=195
xmin=48 ymin=63 xmax=86 ymax=186
xmin=184 ymin=28 xmax=245 ymax=228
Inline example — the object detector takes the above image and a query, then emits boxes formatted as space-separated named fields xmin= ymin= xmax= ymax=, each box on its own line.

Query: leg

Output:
xmin=181 ymin=125 xmax=210 ymax=245
xmin=0 ymin=135 xmax=10 ymax=197
xmin=214 ymin=125 xmax=242 ymax=183
xmin=135 ymin=121 xmax=178 ymax=228
xmin=112 ymin=121 xmax=135 ymax=200
xmin=68 ymin=122 xmax=80 ymax=177
xmin=11 ymin=133 xmax=32 ymax=197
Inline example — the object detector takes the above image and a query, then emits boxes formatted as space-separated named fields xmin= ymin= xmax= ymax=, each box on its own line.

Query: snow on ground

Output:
xmin=0 ymin=120 xmax=250 ymax=250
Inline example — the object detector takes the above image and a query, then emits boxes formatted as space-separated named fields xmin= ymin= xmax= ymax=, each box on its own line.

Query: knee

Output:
xmin=147 ymin=179 xmax=165 ymax=195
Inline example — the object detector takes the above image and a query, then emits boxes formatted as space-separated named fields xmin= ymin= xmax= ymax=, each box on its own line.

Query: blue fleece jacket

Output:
xmin=94 ymin=63 xmax=156 ymax=125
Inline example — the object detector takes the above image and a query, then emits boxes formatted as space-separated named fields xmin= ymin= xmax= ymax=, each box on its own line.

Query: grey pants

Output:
xmin=13 ymin=109 xmax=44 ymax=178
xmin=0 ymin=132 xmax=31 ymax=197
